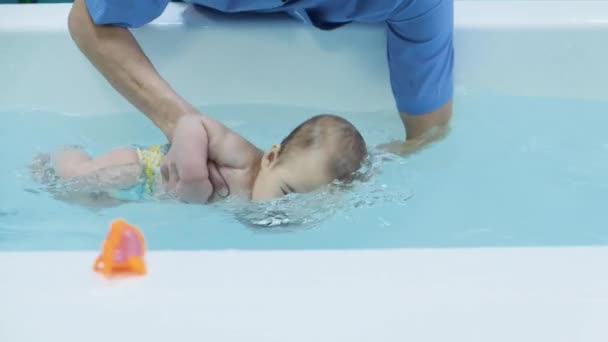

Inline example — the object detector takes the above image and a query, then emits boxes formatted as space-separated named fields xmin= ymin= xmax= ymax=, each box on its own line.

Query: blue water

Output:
xmin=1 ymin=95 xmax=607 ymax=250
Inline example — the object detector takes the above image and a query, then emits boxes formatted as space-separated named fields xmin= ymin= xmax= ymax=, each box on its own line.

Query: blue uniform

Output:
xmin=85 ymin=0 xmax=453 ymax=115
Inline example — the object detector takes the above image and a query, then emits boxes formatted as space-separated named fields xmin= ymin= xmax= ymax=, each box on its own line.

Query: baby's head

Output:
xmin=252 ymin=114 xmax=367 ymax=201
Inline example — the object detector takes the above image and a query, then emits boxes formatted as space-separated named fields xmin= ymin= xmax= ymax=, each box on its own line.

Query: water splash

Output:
xmin=224 ymin=151 xmax=413 ymax=230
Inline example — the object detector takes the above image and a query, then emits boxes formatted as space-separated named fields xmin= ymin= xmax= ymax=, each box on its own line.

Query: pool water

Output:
xmin=1 ymin=94 xmax=607 ymax=250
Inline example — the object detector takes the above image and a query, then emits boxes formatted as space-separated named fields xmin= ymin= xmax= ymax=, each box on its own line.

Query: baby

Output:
xmin=40 ymin=113 xmax=367 ymax=204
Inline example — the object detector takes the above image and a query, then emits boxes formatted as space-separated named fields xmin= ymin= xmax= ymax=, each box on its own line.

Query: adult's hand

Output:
xmin=378 ymin=100 xmax=452 ymax=155
xmin=161 ymin=146 xmax=230 ymax=199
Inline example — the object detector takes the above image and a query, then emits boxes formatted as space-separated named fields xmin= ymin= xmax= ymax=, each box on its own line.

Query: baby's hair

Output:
xmin=278 ymin=114 xmax=367 ymax=181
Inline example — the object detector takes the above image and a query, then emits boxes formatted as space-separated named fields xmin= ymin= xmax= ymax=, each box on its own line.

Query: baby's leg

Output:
xmin=53 ymin=147 xmax=143 ymax=190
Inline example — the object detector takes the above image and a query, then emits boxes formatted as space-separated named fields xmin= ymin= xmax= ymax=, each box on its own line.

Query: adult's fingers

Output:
xmin=208 ymin=161 xmax=230 ymax=198
xmin=161 ymin=145 xmax=179 ymax=191
xmin=160 ymin=158 xmax=178 ymax=193
xmin=169 ymin=161 xmax=180 ymax=190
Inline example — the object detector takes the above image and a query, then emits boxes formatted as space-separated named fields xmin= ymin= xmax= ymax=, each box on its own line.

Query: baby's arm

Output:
xmin=170 ymin=115 xmax=214 ymax=203
xmin=199 ymin=115 xmax=262 ymax=170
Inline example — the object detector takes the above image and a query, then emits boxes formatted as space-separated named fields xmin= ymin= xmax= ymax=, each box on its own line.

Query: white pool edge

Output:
xmin=2 ymin=246 xmax=608 ymax=341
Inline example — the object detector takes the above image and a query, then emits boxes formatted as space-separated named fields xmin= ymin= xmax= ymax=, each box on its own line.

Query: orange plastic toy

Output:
xmin=93 ymin=218 xmax=147 ymax=277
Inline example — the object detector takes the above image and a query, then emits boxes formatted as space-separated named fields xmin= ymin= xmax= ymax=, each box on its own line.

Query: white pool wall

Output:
xmin=0 ymin=1 xmax=607 ymax=116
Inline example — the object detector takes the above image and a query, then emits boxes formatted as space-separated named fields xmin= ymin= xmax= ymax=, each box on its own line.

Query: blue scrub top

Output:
xmin=85 ymin=0 xmax=453 ymax=115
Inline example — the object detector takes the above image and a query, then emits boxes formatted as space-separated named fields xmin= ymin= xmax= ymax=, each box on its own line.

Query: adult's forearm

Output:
xmin=379 ymin=100 xmax=453 ymax=155
xmin=68 ymin=0 xmax=196 ymax=140
xmin=400 ymin=100 xmax=452 ymax=141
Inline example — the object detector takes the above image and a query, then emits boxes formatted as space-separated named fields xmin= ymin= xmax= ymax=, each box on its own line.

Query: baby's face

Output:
xmin=251 ymin=147 xmax=335 ymax=201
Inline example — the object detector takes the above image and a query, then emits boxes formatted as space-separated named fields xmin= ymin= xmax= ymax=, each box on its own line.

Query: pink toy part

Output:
xmin=93 ymin=218 xmax=147 ymax=276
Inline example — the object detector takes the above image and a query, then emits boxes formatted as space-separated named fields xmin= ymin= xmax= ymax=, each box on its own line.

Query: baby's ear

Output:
xmin=262 ymin=148 xmax=279 ymax=169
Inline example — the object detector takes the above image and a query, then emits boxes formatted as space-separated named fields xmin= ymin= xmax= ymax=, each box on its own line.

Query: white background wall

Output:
xmin=0 ymin=1 xmax=607 ymax=115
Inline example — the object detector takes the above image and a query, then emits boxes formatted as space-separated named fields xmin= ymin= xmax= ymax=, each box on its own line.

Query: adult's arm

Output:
xmin=380 ymin=0 xmax=454 ymax=155
xmin=68 ymin=0 xmax=193 ymax=140
xmin=68 ymin=0 xmax=229 ymax=196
